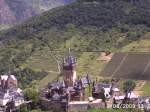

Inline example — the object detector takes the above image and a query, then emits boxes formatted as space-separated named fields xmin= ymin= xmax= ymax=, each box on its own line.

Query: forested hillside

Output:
xmin=0 ymin=0 xmax=150 ymax=88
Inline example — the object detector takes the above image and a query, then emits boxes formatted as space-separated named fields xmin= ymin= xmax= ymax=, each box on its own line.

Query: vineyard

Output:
xmin=101 ymin=53 xmax=150 ymax=80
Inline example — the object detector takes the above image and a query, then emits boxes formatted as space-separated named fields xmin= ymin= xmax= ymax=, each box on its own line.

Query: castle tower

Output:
xmin=63 ymin=49 xmax=76 ymax=87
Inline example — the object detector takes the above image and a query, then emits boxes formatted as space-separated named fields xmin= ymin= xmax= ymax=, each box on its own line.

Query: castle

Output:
xmin=40 ymin=50 xmax=103 ymax=111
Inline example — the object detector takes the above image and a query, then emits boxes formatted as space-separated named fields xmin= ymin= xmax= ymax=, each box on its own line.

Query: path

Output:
xmin=133 ymin=81 xmax=146 ymax=96
xmin=107 ymin=97 xmax=114 ymax=108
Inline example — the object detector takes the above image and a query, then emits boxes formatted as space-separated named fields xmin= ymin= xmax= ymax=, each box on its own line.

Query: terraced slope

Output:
xmin=0 ymin=0 xmax=150 ymax=88
xmin=101 ymin=53 xmax=150 ymax=80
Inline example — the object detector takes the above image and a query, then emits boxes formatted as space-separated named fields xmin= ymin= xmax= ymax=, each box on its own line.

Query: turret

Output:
xmin=63 ymin=49 xmax=76 ymax=87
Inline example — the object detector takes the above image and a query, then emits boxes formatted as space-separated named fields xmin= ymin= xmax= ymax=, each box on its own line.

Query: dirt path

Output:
xmin=133 ymin=81 xmax=146 ymax=96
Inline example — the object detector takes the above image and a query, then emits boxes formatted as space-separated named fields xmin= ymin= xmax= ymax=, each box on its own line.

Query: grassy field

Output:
xmin=121 ymin=39 xmax=150 ymax=52
xmin=25 ymin=37 xmax=150 ymax=89
xmin=24 ymin=47 xmax=60 ymax=72
xmin=21 ymin=46 xmax=107 ymax=88
xmin=142 ymin=81 xmax=150 ymax=96
xmin=83 ymin=109 xmax=130 ymax=112
xmin=76 ymin=52 xmax=107 ymax=77
xmin=0 ymin=25 xmax=10 ymax=30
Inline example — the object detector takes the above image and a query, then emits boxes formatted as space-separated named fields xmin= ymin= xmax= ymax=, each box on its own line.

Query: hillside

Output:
xmin=25 ymin=0 xmax=75 ymax=11
xmin=0 ymin=0 xmax=150 ymax=88
xmin=0 ymin=0 xmax=37 ymax=25
xmin=0 ymin=0 xmax=74 ymax=26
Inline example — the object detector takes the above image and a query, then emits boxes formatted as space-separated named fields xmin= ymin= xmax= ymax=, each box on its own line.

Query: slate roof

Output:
xmin=97 ymin=83 xmax=111 ymax=89
xmin=81 ymin=74 xmax=91 ymax=86
xmin=138 ymin=96 xmax=149 ymax=104
xmin=49 ymin=81 xmax=66 ymax=89
xmin=93 ymin=83 xmax=111 ymax=93
xmin=63 ymin=50 xmax=76 ymax=66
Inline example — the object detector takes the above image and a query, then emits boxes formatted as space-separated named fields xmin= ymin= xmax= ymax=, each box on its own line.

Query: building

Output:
xmin=0 ymin=74 xmax=24 ymax=110
xmin=0 ymin=75 xmax=17 ymax=89
xmin=40 ymin=50 xmax=104 ymax=111
xmin=92 ymin=83 xmax=111 ymax=99
xmin=113 ymin=92 xmax=138 ymax=105
xmin=92 ymin=80 xmax=120 ymax=99
xmin=63 ymin=50 xmax=76 ymax=87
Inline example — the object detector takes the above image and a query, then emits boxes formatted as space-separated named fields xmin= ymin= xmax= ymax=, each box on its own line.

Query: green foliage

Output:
xmin=31 ymin=109 xmax=43 ymax=112
xmin=123 ymin=80 xmax=136 ymax=93
xmin=24 ymin=88 xmax=40 ymax=109
xmin=0 ymin=0 xmax=149 ymax=89
xmin=1 ymin=0 xmax=150 ymax=40
xmin=99 ymin=88 xmax=106 ymax=102
xmin=20 ymin=104 xmax=28 ymax=112
xmin=142 ymin=82 xmax=150 ymax=96
xmin=14 ymin=68 xmax=48 ymax=88
xmin=85 ymin=109 xmax=128 ymax=112
xmin=24 ymin=88 xmax=39 ymax=102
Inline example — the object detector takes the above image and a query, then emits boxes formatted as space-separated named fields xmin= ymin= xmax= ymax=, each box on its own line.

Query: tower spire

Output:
xmin=63 ymin=49 xmax=76 ymax=87
xmin=8 ymin=67 xmax=11 ymax=76
xmin=69 ymin=48 xmax=71 ymax=55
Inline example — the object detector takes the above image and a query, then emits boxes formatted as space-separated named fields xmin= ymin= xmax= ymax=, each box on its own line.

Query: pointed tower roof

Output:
xmin=63 ymin=48 xmax=76 ymax=66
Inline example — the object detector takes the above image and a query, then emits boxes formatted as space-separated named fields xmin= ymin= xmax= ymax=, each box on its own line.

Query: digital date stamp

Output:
xmin=112 ymin=103 xmax=150 ymax=109
xmin=112 ymin=104 xmax=136 ymax=109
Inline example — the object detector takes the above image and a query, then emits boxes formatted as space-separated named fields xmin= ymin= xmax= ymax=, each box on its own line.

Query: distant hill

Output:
xmin=0 ymin=0 xmax=37 ymax=25
xmin=25 ymin=0 xmax=75 ymax=11
xmin=0 ymin=0 xmax=74 ymax=25
xmin=0 ymin=0 xmax=150 ymax=88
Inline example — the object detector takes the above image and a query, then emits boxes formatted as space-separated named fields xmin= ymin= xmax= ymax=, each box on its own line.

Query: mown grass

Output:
xmin=142 ymin=81 xmax=150 ymax=96
xmin=37 ymin=72 xmax=60 ymax=89
xmin=24 ymin=47 xmax=60 ymax=72
xmin=82 ymin=109 xmax=129 ymax=112
xmin=77 ymin=52 xmax=107 ymax=78
xmin=121 ymin=39 xmax=150 ymax=52
xmin=0 ymin=25 xmax=10 ymax=30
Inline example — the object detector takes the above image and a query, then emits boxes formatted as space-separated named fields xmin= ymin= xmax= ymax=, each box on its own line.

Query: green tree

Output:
xmin=99 ymin=88 xmax=107 ymax=107
xmin=24 ymin=88 xmax=39 ymax=109
xmin=31 ymin=109 xmax=43 ymax=112
xmin=20 ymin=104 xmax=28 ymax=112
xmin=123 ymin=80 xmax=136 ymax=100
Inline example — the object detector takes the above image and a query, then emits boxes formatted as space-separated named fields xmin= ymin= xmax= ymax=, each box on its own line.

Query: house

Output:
xmin=138 ymin=96 xmax=150 ymax=104
xmin=0 ymin=74 xmax=24 ymax=110
xmin=112 ymin=88 xmax=120 ymax=97
xmin=114 ymin=92 xmax=138 ymax=104
xmin=80 ymin=74 xmax=91 ymax=88
xmin=92 ymin=83 xmax=111 ymax=99
xmin=0 ymin=75 xmax=17 ymax=89
xmin=137 ymin=96 xmax=150 ymax=110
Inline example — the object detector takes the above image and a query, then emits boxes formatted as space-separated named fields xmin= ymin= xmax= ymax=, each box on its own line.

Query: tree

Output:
xmin=31 ymin=109 xmax=43 ymax=112
xmin=123 ymin=80 xmax=136 ymax=101
xmin=99 ymin=88 xmax=107 ymax=107
xmin=20 ymin=104 xmax=28 ymax=112
xmin=24 ymin=88 xmax=40 ymax=109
